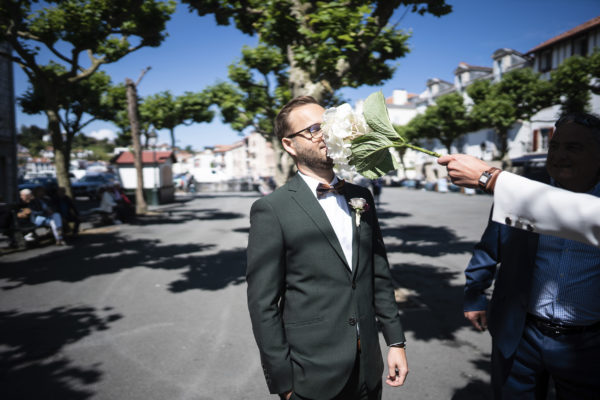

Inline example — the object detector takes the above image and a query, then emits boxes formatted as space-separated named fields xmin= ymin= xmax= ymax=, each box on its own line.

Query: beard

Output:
xmin=295 ymin=145 xmax=334 ymax=171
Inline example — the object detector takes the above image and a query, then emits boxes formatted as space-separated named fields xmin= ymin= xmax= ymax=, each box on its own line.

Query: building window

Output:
xmin=572 ymin=36 xmax=588 ymax=56
xmin=539 ymin=50 xmax=552 ymax=72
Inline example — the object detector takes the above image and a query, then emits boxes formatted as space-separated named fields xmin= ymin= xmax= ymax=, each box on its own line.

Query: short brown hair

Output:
xmin=274 ymin=96 xmax=319 ymax=140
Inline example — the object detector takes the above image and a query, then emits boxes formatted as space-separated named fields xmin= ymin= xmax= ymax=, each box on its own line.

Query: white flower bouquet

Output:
xmin=322 ymin=91 xmax=440 ymax=180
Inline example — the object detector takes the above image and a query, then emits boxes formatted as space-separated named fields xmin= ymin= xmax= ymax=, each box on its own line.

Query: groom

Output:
xmin=247 ymin=96 xmax=408 ymax=400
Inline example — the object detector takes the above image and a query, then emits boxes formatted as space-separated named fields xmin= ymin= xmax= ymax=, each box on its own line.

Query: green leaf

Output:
xmin=362 ymin=91 xmax=404 ymax=142
xmin=349 ymin=133 xmax=398 ymax=179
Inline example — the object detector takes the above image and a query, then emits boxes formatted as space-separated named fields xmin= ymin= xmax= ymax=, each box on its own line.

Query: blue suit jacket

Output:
xmin=464 ymin=216 xmax=539 ymax=358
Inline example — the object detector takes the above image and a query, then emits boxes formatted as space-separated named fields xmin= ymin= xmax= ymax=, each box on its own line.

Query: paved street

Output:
xmin=0 ymin=188 xmax=494 ymax=399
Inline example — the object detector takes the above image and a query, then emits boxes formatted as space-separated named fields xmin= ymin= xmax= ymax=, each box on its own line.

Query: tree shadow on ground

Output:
xmin=451 ymin=355 xmax=492 ymax=399
xmin=129 ymin=209 xmax=245 ymax=226
xmin=383 ymin=224 xmax=477 ymax=257
xmin=0 ymin=306 xmax=121 ymax=399
xmin=0 ymin=231 xmax=246 ymax=293
xmin=375 ymin=210 xmax=412 ymax=220
xmin=389 ymin=263 xmax=472 ymax=341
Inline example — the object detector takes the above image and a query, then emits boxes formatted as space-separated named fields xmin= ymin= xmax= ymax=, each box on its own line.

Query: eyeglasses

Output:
xmin=286 ymin=123 xmax=323 ymax=140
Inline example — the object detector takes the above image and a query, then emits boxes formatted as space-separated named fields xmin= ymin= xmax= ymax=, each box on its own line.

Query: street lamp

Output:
xmin=147 ymin=130 xmax=159 ymax=206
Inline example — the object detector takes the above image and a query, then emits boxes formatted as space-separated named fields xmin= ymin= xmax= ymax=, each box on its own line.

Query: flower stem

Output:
xmin=395 ymin=143 xmax=441 ymax=158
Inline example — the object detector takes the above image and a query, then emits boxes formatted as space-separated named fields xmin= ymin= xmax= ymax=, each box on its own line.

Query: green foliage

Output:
xmin=140 ymin=90 xmax=214 ymax=148
xmin=362 ymin=91 xmax=403 ymax=142
xmin=418 ymin=92 xmax=472 ymax=153
xmin=349 ymin=91 xmax=400 ymax=178
xmin=17 ymin=125 xmax=47 ymax=156
xmin=72 ymin=133 xmax=115 ymax=161
xmin=467 ymin=68 xmax=554 ymax=158
xmin=0 ymin=0 xmax=176 ymax=192
xmin=184 ymin=0 xmax=451 ymax=181
xmin=18 ymin=64 xmax=117 ymax=136
xmin=350 ymin=133 xmax=399 ymax=179
xmin=203 ymin=44 xmax=291 ymax=136
xmin=550 ymin=54 xmax=592 ymax=115
xmin=184 ymin=1 xmax=450 ymax=91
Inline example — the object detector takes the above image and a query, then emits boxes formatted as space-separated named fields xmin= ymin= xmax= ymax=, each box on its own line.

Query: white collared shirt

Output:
xmin=298 ymin=172 xmax=353 ymax=269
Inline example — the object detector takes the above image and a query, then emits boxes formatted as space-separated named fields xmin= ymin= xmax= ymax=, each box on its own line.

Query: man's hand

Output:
xmin=437 ymin=154 xmax=491 ymax=188
xmin=280 ymin=391 xmax=292 ymax=400
xmin=464 ymin=310 xmax=488 ymax=331
xmin=385 ymin=347 xmax=408 ymax=387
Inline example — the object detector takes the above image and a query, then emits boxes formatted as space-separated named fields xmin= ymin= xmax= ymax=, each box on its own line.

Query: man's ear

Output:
xmin=281 ymin=137 xmax=297 ymax=158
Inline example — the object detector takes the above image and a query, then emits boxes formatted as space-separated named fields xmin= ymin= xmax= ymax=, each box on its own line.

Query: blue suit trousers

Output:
xmin=492 ymin=320 xmax=600 ymax=399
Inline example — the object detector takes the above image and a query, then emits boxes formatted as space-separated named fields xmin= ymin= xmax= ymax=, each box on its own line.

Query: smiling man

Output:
xmin=463 ymin=112 xmax=600 ymax=399
xmin=246 ymin=96 xmax=408 ymax=400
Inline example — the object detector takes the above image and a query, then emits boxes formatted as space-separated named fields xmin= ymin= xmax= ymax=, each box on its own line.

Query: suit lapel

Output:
xmin=289 ymin=175 xmax=351 ymax=271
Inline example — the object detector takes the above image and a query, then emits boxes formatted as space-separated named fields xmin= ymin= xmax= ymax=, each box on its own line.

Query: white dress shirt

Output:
xmin=298 ymin=172 xmax=353 ymax=268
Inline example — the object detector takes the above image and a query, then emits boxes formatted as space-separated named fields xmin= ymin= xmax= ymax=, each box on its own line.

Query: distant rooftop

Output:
xmin=528 ymin=15 xmax=600 ymax=53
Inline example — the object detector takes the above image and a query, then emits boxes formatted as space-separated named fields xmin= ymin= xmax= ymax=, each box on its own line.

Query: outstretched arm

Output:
xmin=438 ymin=154 xmax=600 ymax=247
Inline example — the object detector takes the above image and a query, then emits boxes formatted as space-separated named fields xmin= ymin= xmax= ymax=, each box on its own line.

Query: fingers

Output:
xmin=386 ymin=349 xmax=409 ymax=387
xmin=437 ymin=154 xmax=455 ymax=165
xmin=480 ymin=312 xmax=488 ymax=331
xmin=386 ymin=366 xmax=408 ymax=386
xmin=464 ymin=311 xmax=487 ymax=331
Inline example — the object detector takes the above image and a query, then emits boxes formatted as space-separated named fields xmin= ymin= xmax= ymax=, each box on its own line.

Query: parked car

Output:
xmin=71 ymin=174 xmax=113 ymax=199
xmin=18 ymin=176 xmax=59 ymax=196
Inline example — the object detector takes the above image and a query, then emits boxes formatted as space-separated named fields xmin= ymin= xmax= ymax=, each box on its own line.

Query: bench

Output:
xmin=0 ymin=210 xmax=47 ymax=249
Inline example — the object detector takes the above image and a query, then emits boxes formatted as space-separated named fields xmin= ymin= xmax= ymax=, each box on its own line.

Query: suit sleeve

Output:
xmin=492 ymin=172 xmax=600 ymax=247
xmin=464 ymin=217 xmax=501 ymax=312
xmin=246 ymin=198 xmax=292 ymax=394
xmin=368 ymin=191 xmax=406 ymax=345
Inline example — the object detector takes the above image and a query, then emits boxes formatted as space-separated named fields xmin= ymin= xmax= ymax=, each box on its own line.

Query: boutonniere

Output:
xmin=348 ymin=198 xmax=369 ymax=227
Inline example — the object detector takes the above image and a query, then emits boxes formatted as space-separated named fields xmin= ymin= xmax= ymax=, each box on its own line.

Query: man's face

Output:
xmin=546 ymin=122 xmax=600 ymax=192
xmin=20 ymin=192 xmax=32 ymax=203
xmin=283 ymin=103 xmax=333 ymax=171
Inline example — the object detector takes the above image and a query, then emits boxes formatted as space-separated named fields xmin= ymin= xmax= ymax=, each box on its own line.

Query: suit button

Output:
xmin=349 ymin=317 xmax=356 ymax=326
xmin=352 ymin=282 xmax=356 ymax=289
xmin=505 ymin=217 xmax=512 ymax=225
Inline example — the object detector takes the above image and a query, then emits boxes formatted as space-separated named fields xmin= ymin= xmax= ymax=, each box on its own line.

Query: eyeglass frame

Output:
xmin=285 ymin=122 xmax=323 ymax=140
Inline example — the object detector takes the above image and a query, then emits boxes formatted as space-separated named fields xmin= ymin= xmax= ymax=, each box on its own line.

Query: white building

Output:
xmin=381 ymin=15 xmax=600 ymax=182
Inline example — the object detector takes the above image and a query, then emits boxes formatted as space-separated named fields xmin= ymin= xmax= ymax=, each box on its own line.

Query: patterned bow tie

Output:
xmin=316 ymin=180 xmax=345 ymax=199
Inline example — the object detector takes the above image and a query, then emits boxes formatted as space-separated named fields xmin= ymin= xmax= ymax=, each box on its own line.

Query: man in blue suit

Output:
xmin=464 ymin=112 xmax=600 ymax=399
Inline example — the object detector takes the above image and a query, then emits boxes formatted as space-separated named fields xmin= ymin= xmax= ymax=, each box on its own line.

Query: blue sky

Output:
xmin=12 ymin=0 xmax=600 ymax=150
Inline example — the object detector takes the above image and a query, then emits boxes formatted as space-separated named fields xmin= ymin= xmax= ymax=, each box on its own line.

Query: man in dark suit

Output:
xmin=247 ymin=96 xmax=408 ymax=400
xmin=464 ymin=113 xmax=600 ymax=399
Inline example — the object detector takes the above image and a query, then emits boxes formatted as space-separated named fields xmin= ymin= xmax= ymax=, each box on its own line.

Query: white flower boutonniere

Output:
xmin=349 ymin=198 xmax=370 ymax=227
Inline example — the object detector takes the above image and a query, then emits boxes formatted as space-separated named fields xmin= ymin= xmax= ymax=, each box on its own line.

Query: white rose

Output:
xmin=322 ymin=103 xmax=371 ymax=181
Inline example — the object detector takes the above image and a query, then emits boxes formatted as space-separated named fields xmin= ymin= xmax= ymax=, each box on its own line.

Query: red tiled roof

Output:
xmin=114 ymin=151 xmax=175 ymax=164
xmin=528 ymin=16 xmax=600 ymax=54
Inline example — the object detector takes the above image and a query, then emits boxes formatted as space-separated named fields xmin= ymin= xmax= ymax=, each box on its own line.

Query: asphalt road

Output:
xmin=0 ymin=187 xmax=494 ymax=400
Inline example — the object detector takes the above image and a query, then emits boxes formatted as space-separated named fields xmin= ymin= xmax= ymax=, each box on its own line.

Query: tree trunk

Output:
xmin=46 ymin=109 xmax=73 ymax=197
xmin=270 ymin=136 xmax=295 ymax=187
xmin=126 ymin=78 xmax=147 ymax=215
xmin=170 ymin=128 xmax=175 ymax=150
xmin=496 ymin=128 xmax=509 ymax=160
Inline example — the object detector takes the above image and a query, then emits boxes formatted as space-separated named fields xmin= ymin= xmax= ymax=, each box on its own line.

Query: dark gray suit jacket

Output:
xmin=247 ymin=174 xmax=404 ymax=399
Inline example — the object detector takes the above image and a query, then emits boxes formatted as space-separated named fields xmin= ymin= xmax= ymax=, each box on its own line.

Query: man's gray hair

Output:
xmin=20 ymin=188 xmax=32 ymax=196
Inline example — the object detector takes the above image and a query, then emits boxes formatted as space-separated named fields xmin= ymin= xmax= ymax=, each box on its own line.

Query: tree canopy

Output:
xmin=140 ymin=90 xmax=215 ymax=149
xmin=0 ymin=0 xmax=176 ymax=194
xmin=467 ymin=68 xmax=554 ymax=159
xmin=184 ymin=0 xmax=452 ymax=183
